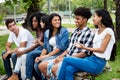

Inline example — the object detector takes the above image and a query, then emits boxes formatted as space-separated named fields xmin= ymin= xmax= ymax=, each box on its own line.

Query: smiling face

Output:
xmin=7 ymin=21 xmax=18 ymax=33
xmin=93 ymin=12 xmax=102 ymax=26
xmin=32 ymin=17 xmax=39 ymax=29
xmin=74 ymin=15 xmax=87 ymax=29
xmin=51 ymin=16 xmax=61 ymax=29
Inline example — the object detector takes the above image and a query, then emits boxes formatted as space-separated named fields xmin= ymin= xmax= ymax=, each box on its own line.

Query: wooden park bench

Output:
xmin=74 ymin=72 xmax=96 ymax=80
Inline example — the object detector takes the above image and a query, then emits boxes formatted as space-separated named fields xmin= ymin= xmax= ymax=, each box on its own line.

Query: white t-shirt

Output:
xmin=93 ymin=28 xmax=115 ymax=60
xmin=49 ymin=36 xmax=57 ymax=50
xmin=8 ymin=27 xmax=34 ymax=48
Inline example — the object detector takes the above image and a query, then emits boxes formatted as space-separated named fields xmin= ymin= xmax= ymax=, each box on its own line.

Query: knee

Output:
xmin=66 ymin=66 xmax=73 ymax=74
xmin=51 ymin=65 xmax=58 ymax=77
xmin=38 ymin=62 xmax=47 ymax=72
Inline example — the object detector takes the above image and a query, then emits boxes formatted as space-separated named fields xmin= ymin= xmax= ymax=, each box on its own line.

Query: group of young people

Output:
xmin=1 ymin=7 xmax=116 ymax=80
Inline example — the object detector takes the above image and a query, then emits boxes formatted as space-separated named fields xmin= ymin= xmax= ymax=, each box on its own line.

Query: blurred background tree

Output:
xmin=0 ymin=0 xmax=120 ymax=40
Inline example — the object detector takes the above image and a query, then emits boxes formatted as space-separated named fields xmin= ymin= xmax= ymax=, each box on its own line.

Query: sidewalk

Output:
xmin=0 ymin=26 xmax=10 ymax=36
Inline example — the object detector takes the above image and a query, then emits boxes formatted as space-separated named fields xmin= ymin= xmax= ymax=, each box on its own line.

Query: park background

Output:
xmin=0 ymin=0 xmax=120 ymax=80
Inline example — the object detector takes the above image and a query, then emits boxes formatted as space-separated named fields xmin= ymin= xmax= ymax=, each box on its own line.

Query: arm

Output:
xmin=36 ymin=48 xmax=60 ymax=61
xmin=75 ymin=33 xmax=111 ymax=53
xmin=5 ymin=42 xmax=12 ymax=51
xmin=35 ymin=49 xmax=47 ymax=63
xmin=3 ymin=42 xmax=17 ymax=59
xmin=72 ymin=52 xmax=87 ymax=58
xmin=34 ymin=38 xmax=44 ymax=46
xmin=36 ymin=38 xmax=44 ymax=46
xmin=54 ymin=50 xmax=69 ymax=64
xmin=47 ymin=48 xmax=60 ymax=57
xmin=16 ymin=43 xmax=39 ymax=56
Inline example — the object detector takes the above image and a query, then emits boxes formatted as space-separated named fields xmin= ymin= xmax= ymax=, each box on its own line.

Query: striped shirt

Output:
xmin=67 ymin=27 xmax=94 ymax=56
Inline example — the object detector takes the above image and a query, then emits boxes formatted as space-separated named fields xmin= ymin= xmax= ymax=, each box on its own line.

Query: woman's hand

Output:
xmin=35 ymin=55 xmax=49 ymax=63
xmin=54 ymin=56 xmax=63 ymax=64
xmin=35 ymin=57 xmax=40 ymax=63
xmin=33 ymin=38 xmax=39 ymax=44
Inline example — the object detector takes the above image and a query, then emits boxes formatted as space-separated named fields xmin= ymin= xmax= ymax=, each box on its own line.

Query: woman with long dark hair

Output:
xmin=35 ymin=13 xmax=69 ymax=80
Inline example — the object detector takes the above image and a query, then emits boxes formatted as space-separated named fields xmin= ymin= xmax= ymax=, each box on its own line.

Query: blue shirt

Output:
xmin=43 ymin=27 xmax=69 ymax=56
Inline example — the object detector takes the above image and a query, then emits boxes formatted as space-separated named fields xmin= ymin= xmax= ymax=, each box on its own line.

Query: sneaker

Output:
xmin=1 ymin=75 xmax=10 ymax=80
xmin=7 ymin=74 xmax=18 ymax=80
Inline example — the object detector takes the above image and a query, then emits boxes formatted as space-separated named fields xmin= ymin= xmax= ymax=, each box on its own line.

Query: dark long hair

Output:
xmin=49 ymin=13 xmax=62 ymax=39
xmin=40 ymin=15 xmax=50 ymax=33
xmin=29 ymin=12 xmax=45 ymax=31
xmin=95 ymin=9 xmax=116 ymax=61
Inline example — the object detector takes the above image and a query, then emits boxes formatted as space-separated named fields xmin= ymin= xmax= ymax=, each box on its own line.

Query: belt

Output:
xmin=93 ymin=54 xmax=106 ymax=61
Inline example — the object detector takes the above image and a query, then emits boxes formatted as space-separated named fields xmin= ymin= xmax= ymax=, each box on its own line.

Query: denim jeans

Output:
xmin=26 ymin=46 xmax=42 ymax=80
xmin=2 ymin=51 xmax=17 ymax=76
xmin=58 ymin=56 xmax=106 ymax=80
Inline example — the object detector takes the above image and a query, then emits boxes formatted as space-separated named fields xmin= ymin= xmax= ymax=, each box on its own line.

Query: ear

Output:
xmin=99 ymin=16 xmax=102 ymax=21
xmin=83 ymin=18 xmax=88 ymax=23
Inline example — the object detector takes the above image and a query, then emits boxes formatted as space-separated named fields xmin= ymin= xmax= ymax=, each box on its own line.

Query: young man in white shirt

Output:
xmin=1 ymin=18 xmax=34 ymax=80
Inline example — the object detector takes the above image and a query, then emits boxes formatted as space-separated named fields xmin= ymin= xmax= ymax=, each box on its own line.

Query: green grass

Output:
xmin=95 ymin=40 xmax=120 ymax=80
xmin=0 ymin=35 xmax=8 ymax=74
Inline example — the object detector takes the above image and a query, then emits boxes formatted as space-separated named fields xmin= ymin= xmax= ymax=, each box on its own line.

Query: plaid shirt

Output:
xmin=67 ymin=27 xmax=94 ymax=56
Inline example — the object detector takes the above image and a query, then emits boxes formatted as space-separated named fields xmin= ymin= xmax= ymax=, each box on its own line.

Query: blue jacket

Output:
xmin=43 ymin=27 xmax=69 ymax=56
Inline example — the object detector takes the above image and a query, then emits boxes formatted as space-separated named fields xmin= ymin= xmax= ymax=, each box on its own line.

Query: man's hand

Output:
xmin=2 ymin=51 xmax=12 ymax=59
xmin=16 ymin=47 xmax=26 ymax=57
xmin=16 ymin=50 xmax=24 ymax=57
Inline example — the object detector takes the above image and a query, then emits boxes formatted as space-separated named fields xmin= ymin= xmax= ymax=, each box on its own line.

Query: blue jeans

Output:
xmin=2 ymin=51 xmax=17 ymax=76
xmin=26 ymin=46 xmax=42 ymax=80
xmin=58 ymin=56 xmax=106 ymax=80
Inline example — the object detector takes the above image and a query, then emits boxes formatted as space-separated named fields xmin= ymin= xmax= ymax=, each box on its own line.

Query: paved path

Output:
xmin=0 ymin=26 xmax=10 ymax=36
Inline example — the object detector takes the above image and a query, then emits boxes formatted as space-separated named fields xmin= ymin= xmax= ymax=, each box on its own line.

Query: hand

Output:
xmin=2 ymin=51 xmax=11 ymax=59
xmin=35 ymin=55 xmax=49 ymax=63
xmin=35 ymin=57 xmax=41 ymax=63
xmin=74 ymin=43 xmax=85 ymax=49
xmin=72 ymin=54 xmax=78 ymax=57
xmin=14 ymin=48 xmax=18 ymax=52
xmin=54 ymin=56 xmax=63 ymax=64
xmin=16 ymin=50 xmax=24 ymax=57
xmin=33 ymin=38 xmax=39 ymax=44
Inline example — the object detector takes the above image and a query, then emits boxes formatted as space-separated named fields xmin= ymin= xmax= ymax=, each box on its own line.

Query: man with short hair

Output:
xmin=1 ymin=18 xmax=34 ymax=80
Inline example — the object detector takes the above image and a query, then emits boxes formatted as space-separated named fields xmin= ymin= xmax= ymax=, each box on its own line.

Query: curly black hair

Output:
xmin=74 ymin=7 xmax=92 ymax=20
xmin=29 ymin=12 xmax=45 ymax=31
